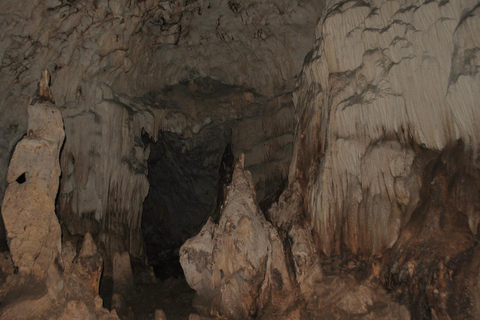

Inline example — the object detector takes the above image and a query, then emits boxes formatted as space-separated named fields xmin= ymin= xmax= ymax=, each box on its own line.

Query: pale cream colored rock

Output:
xmin=291 ymin=0 xmax=480 ymax=257
xmin=94 ymin=295 xmax=104 ymax=310
xmin=0 ymin=0 xmax=322 ymax=273
xmin=180 ymin=164 xmax=295 ymax=319
xmin=1 ymin=72 xmax=64 ymax=278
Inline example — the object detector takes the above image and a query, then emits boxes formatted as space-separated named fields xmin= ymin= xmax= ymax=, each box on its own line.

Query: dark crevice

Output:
xmin=15 ymin=173 xmax=26 ymax=184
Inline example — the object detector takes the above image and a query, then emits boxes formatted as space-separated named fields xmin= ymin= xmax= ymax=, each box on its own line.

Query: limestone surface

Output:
xmin=1 ymin=72 xmax=64 ymax=278
xmin=180 ymin=163 xmax=295 ymax=319
xmin=291 ymin=0 xmax=480 ymax=258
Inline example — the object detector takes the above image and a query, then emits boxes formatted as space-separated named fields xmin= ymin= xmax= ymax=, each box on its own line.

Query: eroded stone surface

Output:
xmin=0 ymin=0 xmax=323 ymax=270
xmin=289 ymin=0 xmax=480 ymax=318
xmin=180 ymin=163 xmax=295 ymax=319
xmin=292 ymin=0 xmax=480 ymax=259
xmin=1 ymin=73 xmax=64 ymax=278
xmin=112 ymin=252 xmax=134 ymax=300
xmin=0 ymin=73 xmax=118 ymax=320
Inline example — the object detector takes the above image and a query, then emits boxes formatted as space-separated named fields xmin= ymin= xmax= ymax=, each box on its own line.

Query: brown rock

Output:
xmin=73 ymin=233 xmax=103 ymax=295
xmin=289 ymin=224 xmax=323 ymax=295
xmin=112 ymin=252 xmax=135 ymax=299
xmin=0 ymin=251 xmax=14 ymax=275
xmin=58 ymin=300 xmax=94 ymax=320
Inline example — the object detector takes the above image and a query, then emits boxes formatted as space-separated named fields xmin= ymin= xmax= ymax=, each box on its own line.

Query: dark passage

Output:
xmin=141 ymin=127 xmax=233 ymax=279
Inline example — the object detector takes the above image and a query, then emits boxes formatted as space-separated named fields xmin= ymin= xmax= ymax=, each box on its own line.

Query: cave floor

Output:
xmin=100 ymin=276 xmax=195 ymax=320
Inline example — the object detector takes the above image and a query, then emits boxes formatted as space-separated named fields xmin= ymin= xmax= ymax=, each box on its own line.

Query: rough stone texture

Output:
xmin=0 ymin=0 xmax=323 ymax=270
xmin=0 ymin=230 xmax=120 ymax=320
xmin=0 ymin=75 xmax=118 ymax=320
xmin=141 ymin=80 xmax=296 ymax=271
xmin=288 ymin=0 xmax=480 ymax=318
xmin=381 ymin=149 xmax=480 ymax=319
xmin=112 ymin=251 xmax=135 ymax=300
xmin=180 ymin=163 xmax=295 ymax=319
xmin=154 ymin=309 xmax=167 ymax=320
xmin=1 ymin=74 xmax=64 ymax=278
xmin=73 ymin=233 xmax=103 ymax=296
xmin=302 ymin=276 xmax=410 ymax=320
xmin=291 ymin=0 xmax=480 ymax=258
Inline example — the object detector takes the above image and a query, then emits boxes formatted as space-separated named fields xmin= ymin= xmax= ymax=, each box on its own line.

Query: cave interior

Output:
xmin=0 ymin=1 xmax=480 ymax=320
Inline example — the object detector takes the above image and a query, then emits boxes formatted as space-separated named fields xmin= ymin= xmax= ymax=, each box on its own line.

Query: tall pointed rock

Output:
xmin=1 ymin=69 xmax=65 ymax=278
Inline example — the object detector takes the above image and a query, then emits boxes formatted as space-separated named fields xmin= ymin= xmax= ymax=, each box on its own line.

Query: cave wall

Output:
xmin=291 ymin=0 xmax=480 ymax=256
xmin=0 ymin=0 xmax=323 ymax=269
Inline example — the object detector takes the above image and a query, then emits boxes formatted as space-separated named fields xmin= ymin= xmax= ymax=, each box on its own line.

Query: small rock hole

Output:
xmin=16 ymin=173 xmax=26 ymax=184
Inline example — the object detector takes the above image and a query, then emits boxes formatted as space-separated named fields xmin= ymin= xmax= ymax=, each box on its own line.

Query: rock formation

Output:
xmin=180 ymin=161 xmax=295 ymax=319
xmin=291 ymin=0 xmax=480 ymax=258
xmin=0 ymin=72 xmax=118 ymax=320
xmin=0 ymin=0 xmax=323 ymax=271
xmin=0 ymin=0 xmax=479 ymax=319
xmin=288 ymin=0 xmax=480 ymax=318
xmin=182 ymin=159 xmax=411 ymax=319
xmin=1 ymin=69 xmax=64 ymax=279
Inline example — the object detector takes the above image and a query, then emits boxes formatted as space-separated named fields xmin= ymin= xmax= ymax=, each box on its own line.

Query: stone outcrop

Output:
xmin=0 ymin=218 xmax=120 ymax=320
xmin=181 ymin=158 xmax=411 ymax=319
xmin=0 ymin=0 xmax=479 ymax=319
xmin=381 ymin=149 xmax=480 ymax=319
xmin=180 ymin=161 xmax=295 ymax=319
xmin=73 ymin=233 xmax=103 ymax=296
xmin=1 ymin=70 xmax=64 ymax=278
xmin=141 ymin=80 xmax=296 ymax=270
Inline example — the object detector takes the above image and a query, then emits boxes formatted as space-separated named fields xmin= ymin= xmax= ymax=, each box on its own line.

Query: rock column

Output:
xmin=1 ymin=70 xmax=65 ymax=278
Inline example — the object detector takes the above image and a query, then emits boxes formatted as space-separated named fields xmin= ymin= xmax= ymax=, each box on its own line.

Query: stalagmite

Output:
xmin=0 ymin=0 xmax=478 ymax=319
xmin=0 ymin=71 xmax=120 ymax=320
xmin=1 ymin=69 xmax=64 ymax=278
xmin=180 ymin=161 xmax=295 ymax=319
